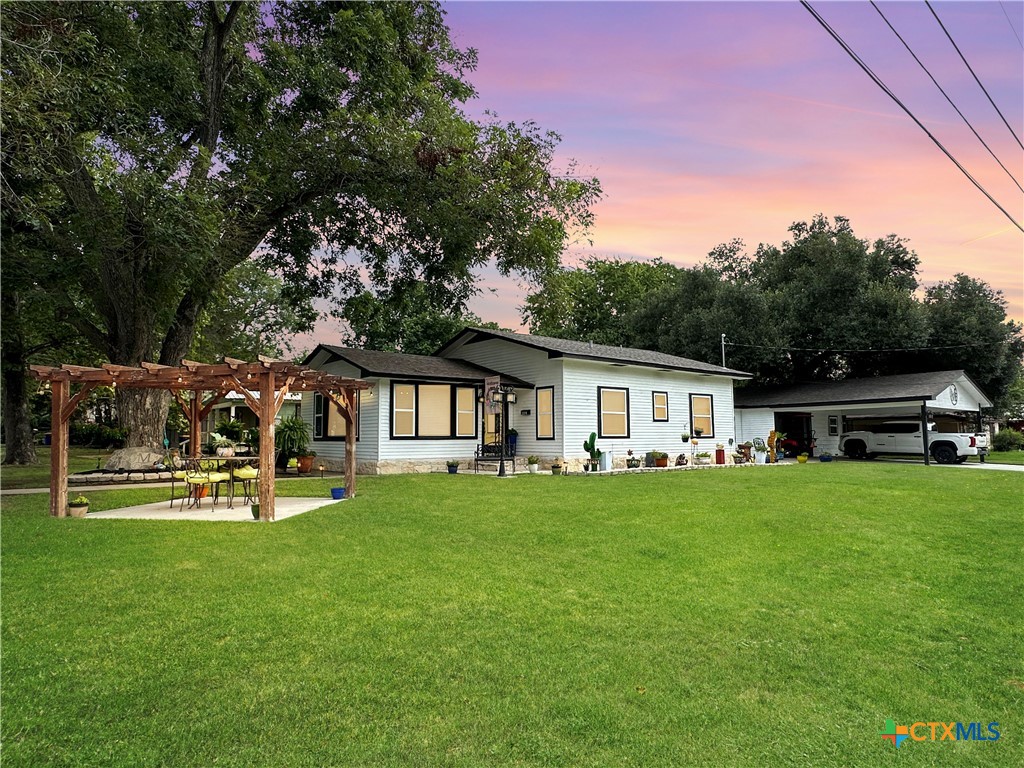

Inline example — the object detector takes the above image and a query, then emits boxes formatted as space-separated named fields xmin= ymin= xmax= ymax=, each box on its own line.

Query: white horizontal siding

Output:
xmin=735 ymin=409 xmax=776 ymax=445
xmin=303 ymin=360 xmax=379 ymax=463
xmin=562 ymin=359 xmax=738 ymax=461
xmin=442 ymin=338 xmax=567 ymax=459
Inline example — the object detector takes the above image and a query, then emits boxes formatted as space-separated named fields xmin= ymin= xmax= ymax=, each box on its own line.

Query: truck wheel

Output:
xmin=932 ymin=445 xmax=957 ymax=464
xmin=843 ymin=441 xmax=865 ymax=459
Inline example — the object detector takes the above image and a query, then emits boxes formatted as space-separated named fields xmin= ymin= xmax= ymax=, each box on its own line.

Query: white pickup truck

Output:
xmin=839 ymin=421 xmax=988 ymax=464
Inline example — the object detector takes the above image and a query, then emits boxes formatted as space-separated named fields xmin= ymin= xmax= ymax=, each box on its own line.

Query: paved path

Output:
xmin=87 ymin=496 xmax=341 ymax=522
xmin=877 ymin=459 xmax=1024 ymax=472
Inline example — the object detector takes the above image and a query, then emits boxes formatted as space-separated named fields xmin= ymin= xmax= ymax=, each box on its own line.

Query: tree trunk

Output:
xmin=0 ymin=290 xmax=38 ymax=465
xmin=116 ymin=388 xmax=171 ymax=449
xmin=1 ymin=356 xmax=37 ymax=465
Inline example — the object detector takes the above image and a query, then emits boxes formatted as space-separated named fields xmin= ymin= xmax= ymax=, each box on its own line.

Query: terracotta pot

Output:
xmin=296 ymin=455 xmax=316 ymax=474
xmin=655 ymin=457 xmax=669 ymax=468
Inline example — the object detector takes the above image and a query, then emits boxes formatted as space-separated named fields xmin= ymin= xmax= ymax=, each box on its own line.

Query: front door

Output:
xmin=774 ymin=412 xmax=813 ymax=456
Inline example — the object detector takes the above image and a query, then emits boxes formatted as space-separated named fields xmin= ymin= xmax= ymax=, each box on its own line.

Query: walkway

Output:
xmin=88 ymin=496 xmax=342 ymax=522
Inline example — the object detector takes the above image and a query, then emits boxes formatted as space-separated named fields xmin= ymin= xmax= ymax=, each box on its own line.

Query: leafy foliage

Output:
xmin=1 ymin=1 xmax=600 ymax=444
xmin=339 ymin=281 xmax=502 ymax=355
xmin=522 ymin=256 xmax=680 ymax=346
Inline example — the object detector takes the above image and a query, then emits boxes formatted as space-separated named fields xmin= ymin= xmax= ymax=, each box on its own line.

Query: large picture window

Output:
xmin=598 ymin=387 xmax=630 ymax=438
xmin=390 ymin=382 xmax=477 ymax=439
xmin=690 ymin=394 xmax=714 ymax=438
xmin=313 ymin=391 xmax=359 ymax=440
xmin=536 ymin=386 xmax=554 ymax=440
xmin=652 ymin=391 xmax=669 ymax=422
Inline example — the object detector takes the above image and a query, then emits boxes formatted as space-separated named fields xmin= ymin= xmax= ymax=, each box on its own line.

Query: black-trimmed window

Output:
xmin=313 ymin=391 xmax=360 ymax=441
xmin=598 ymin=386 xmax=630 ymax=438
xmin=390 ymin=382 xmax=477 ymax=439
xmin=536 ymin=386 xmax=555 ymax=440
xmin=652 ymin=391 xmax=669 ymax=422
xmin=690 ymin=394 xmax=714 ymax=438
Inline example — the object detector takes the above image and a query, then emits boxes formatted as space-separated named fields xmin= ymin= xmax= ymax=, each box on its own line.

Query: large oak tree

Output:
xmin=2 ymin=1 xmax=600 ymax=448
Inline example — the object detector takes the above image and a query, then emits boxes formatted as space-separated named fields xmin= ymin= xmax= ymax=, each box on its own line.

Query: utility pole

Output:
xmin=721 ymin=333 xmax=726 ymax=368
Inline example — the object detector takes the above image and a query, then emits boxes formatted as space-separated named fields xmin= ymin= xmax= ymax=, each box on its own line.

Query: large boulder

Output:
xmin=104 ymin=447 xmax=165 ymax=472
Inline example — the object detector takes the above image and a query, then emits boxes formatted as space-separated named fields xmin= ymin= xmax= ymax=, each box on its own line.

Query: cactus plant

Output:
xmin=583 ymin=432 xmax=602 ymax=469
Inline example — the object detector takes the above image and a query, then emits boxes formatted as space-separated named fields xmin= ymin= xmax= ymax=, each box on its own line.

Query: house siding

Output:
xmin=303 ymin=358 xmax=380 ymax=468
xmin=562 ymin=359 xmax=737 ymax=468
xmin=735 ymin=408 xmax=776 ymax=446
xmin=443 ymin=338 xmax=566 ymax=459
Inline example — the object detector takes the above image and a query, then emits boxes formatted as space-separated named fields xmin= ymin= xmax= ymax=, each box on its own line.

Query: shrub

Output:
xmin=992 ymin=428 xmax=1024 ymax=452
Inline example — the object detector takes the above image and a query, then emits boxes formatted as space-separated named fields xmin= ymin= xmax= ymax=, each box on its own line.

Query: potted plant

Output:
xmin=694 ymin=428 xmax=704 ymax=438
xmin=680 ymin=431 xmax=691 ymax=443
xmin=652 ymin=451 xmax=669 ymax=468
xmin=276 ymin=416 xmax=312 ymax=471
xmin=625 ymin=449 xmax=642 ymax=469
xmin=251 ymin=503 xmax=261 ymax=520
xmin=753 ymin=440 xmax=768 ymax=465
xmin=210 ymin=432 xmax=235 ymax=457
xmin=797 ymin=452 xmax=809 ymax=464
xmin=527 ymin=455 xmax=540 ymax=474
xmin=446 ymin=459 xmax=460 ymax=475
xmin=68 ymin=495 xmax=90 ymax=517
xmin=694 ymin=451 xmax=712 ymax=465
xmin=732 ymin=452 xmax=746 ymax=464
xmin=551 ymin=457 xmax=563 ymax=475
xmin=819 ymin=451 xmax=834 ymax=463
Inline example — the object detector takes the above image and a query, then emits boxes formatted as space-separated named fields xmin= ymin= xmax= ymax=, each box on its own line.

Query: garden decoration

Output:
xmin=68 ymin=495 xmax=90 ymax=518
xmin=626 ymin=449 xmax=642 ymax=469
xmin=446 ymin=460 xmax=460 ymax=475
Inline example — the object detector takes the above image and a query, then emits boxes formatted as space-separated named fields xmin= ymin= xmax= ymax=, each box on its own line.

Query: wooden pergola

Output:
xmin=29 ymin=357 xmax=371 ymax=521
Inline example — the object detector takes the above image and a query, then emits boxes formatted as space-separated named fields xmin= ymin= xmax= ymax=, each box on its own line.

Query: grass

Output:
xmin=0 ymin=446 xmax=114 ymax=490
xmin=983 ymin=450 xmax=1024 ymax=466
xmin=1 ymin=464 xmax=1022 ymax=767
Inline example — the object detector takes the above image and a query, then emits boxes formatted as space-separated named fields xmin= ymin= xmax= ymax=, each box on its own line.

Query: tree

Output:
xmin=522 ymin=257 xmax=680 ymax=345
xmin=189 ymin=261 xmax=318 ymax=362
xmin=2 ymin=2 xmax=600 ymax=446
xmin=339 ymin=281 xmax=500 ymax=355
xmin=921 ymin=275 xmax=1024 ymax=406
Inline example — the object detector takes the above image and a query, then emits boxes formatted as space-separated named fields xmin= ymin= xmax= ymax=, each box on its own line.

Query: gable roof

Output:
xmin=304 ymin=345 xmax=533 ymax=388
xmin=437 ymin=327 xmax=752 ymax=378
xmin=734 ymin=370 xmax=992 ymax=408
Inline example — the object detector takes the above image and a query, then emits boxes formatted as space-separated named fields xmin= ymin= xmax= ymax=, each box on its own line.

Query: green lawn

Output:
xmin=983 ymin=450 xmax=1024 ymax=466
xmin=0 ymin=446 xmax=114 ymax=489
xmin=2 ymin=465 xmax=1021 ymax=767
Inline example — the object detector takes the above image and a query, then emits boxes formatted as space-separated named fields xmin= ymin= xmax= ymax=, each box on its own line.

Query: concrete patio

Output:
xmin=86 ymin=496 xmax=343 ymax=522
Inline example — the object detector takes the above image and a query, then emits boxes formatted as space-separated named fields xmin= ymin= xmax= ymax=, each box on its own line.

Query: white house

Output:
xmin=303 ymin=327 xmax=752 ymax=473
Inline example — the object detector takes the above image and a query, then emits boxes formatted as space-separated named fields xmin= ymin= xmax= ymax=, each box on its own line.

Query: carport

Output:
xmin=734 ymin=370 xmax=993 ymax=465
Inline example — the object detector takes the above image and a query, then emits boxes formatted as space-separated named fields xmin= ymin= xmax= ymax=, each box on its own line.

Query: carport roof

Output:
xmin=734 ymin=370 xmax=991 ymax=409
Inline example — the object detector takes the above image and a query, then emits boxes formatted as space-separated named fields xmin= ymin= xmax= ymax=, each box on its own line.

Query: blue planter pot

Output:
xmin=819 ymin=456 xmax=833 ymax=463
xmin=331 ymin=487 xmax=346 ymax=500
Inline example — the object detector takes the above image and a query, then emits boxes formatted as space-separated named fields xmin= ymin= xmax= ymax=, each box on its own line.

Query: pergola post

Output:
xmin=189 ymin=391 xmax=202 ymax=457
xmin=257 ymin=369 xmax=276 ymax=521
xmin=49 ymin=378 xmax=70 ymax=517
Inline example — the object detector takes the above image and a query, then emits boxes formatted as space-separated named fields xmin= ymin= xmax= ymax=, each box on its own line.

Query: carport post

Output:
xmin=977 ymin=408 xmax=985 ymax=462
xmin=920 ymin=401 xmax=930 ymax=466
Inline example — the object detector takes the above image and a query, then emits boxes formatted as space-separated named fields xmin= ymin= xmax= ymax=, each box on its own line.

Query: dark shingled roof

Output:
xmin=310 ymin=345 xmax=533 ymax=388
xmin=734 ymin=370 xmax=981 ymax=408
xmin=438 ymin=327 xmax=752 ymax=378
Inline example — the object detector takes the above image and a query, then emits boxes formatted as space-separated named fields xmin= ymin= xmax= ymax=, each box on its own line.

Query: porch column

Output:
xmin=920 ymin=401 xmax=930 ymax=466
xmin=49 ymin=378 xmax=70 ymax=517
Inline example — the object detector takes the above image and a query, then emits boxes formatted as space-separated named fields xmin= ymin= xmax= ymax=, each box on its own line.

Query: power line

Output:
xmin=725 ymin=339 xmax=1006 ymax=353
xmin=870 ymin=1 xmax=1023 ymax=194
xmin=925 ymin=0 xmax=1024 ymax=151
xmin=800 ymin=1 xmax=1024 ymax=233
xmin=1000 ymin=1 xmax=1024 ymax=49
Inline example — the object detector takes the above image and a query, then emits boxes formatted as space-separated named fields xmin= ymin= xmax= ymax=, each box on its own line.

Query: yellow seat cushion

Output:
xmin=233 ymin=466 xmax=258 ymax=480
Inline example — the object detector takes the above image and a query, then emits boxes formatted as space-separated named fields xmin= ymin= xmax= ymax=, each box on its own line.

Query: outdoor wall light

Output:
xmin=319 ymin=463 xmax=325 ymax=479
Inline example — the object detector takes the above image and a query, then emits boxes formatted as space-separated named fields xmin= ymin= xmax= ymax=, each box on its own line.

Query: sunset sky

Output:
xmin=434 ymin=0 xmax=1024 ymax=330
